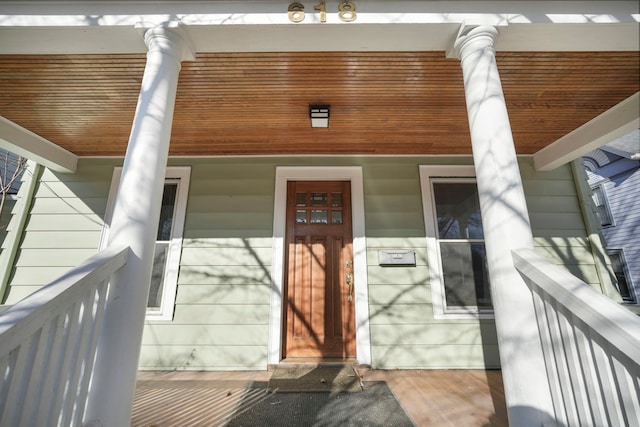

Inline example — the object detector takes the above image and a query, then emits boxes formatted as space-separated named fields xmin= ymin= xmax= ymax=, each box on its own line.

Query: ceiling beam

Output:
xmin=0 ymin=116 xmax=77 ymax=173
xmin=533 ymin=92 xmax=640 ymax=171
xmin=1 ymin=1 xmax=639 ymax=54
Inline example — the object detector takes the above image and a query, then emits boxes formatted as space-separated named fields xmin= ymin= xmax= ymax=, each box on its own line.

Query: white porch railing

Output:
xmin=0 ymin=245 xmax=129 ymax=427
xmin=513 ymin=248 xmax=640 ymax=427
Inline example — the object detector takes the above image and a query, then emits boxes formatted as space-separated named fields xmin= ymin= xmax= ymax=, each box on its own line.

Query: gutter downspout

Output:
xmin=570 ymin=159 xmax=621 ymax=302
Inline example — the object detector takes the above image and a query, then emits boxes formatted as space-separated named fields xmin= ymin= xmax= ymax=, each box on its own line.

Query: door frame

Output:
xmin=268 ymin=166 xmax=371 ymax=365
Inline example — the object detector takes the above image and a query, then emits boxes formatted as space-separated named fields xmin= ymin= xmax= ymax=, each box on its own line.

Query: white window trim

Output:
xmin=419 ymin=165 xmax=494 ymax=320
xmin=607 ymin=248 xmax=636 ymax=304
xmin=591 ymin=184 xmax=615 ymax=228
xmin=101 ymin=166 xmax=190 ymax=321
xmin=268 ymin=166 xmax=371 ymax=366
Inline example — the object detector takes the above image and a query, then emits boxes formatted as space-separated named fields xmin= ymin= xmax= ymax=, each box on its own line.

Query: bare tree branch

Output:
xmin=0 ymin=150 xmax=28 ymax=229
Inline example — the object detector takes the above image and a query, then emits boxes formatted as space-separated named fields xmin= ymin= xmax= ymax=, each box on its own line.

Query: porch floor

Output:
xmin=132 ymin=368 xmax=508 ymax=426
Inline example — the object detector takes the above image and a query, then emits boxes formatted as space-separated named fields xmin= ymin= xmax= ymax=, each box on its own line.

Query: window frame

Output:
xmin=102 ymin=166 xmax=190 ymax=321
xmin=419 ymin=165 xmax=494 ymax=320
xmin=607 ymin=249 xmax=636 ymax=304
xmin=590 ymin=184 xmax=614 ymax=228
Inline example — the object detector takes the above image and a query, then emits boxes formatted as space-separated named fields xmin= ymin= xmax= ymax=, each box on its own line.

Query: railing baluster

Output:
xmin=592 ymin=339 xmax=626 ymax=427
xmin=18 ymin=321 xmax=54 ymax=427
xmin=0 ymin=347 xmax=18 ymax=417
xmin=34 ymin=313 xmax=67 ymax=426
xmin=533 ymin=291 xmax=568 ymax=425
xmin=572 ymin=322 xmax=608 ymax=426
xmin=54 ymin=302 xmax=83 ymax=427
xmin=75 ymin=279 xmax=111 ymax=423
xmin=557 ymin=308 xmax=593 ymax=426
xmin=632 ymin=372 xmax=640 ymax=427
xmin=546 ymin=298 xmax=580 ymax=425
xmin=0 ymin=246 xmax=129 ymax=427
xmin=610 ymin=353 xmax=640 ymax=427
xmin=0 ymin=332 xmax=40 ymax=427
xmin=513 ymin=248 xmax=640 ymax=427
xmin=542 ymin=293 xmax=578 ymax=426
xmin=62 ymin=289 xmax=96 ymax=426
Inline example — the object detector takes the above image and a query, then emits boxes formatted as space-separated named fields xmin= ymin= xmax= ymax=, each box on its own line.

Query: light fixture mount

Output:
xmin=309 ymin=104 xmax=330 ymax=128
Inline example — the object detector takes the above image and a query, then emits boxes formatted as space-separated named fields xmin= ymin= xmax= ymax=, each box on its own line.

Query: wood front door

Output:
xmin=283 ymin=181 xmax=356 ymax=359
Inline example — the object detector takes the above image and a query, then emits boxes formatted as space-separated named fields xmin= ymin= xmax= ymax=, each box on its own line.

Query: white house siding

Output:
xmin=1 ymin=156 xmax=605 ymax=370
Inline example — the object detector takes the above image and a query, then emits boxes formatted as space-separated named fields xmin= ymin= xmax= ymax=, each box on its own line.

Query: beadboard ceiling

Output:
xmin=0 ymin=51 xmax=638 ymax=157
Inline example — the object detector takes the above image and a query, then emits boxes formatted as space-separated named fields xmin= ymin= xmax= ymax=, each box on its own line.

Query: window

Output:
xmin=420 ymin=165 xmax=493 ymax=319
xmin=147 ymin=181 xmax=179 ymax=311
xmin=103 ymin=167 xmax=190 ymax=320
xmin=608 ymin=250 xmax=635 ymax=303
xmin=591 ymin=185 xmax=613 ymax=227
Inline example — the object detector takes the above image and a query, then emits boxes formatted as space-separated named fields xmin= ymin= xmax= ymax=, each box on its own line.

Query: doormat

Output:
xmin=226 ymin=381 xmax=416 ymax=427
xmin=267 ymin=364 xmax=363 ymax=393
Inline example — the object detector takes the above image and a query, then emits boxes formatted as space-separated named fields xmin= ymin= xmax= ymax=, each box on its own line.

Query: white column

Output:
xmin=453 ymin=26 xmax=555 ymax=426
xmin=84 ymin=26 xmax=193 ymax=427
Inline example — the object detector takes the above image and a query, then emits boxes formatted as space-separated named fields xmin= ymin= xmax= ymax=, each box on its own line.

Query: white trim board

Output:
xmin=534 ymin=92 xmax=640 ymax=171
xmin=0 ymin=116 xmax=77 ymax=173
xmin=268 ymin=166 xmax=371 ymax=366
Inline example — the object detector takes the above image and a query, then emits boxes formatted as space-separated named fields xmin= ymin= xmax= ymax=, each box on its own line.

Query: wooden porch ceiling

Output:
xmin=0 ymin=51 xmax=638 ymax=157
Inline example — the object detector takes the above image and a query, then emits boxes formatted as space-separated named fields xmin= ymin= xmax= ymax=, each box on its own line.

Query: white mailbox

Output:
xmin=378 ymin=250 xmax=416 ymax=266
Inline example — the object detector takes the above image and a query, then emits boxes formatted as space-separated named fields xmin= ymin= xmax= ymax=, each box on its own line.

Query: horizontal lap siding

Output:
xmin=140 ymin=159 xmax=275 ymax=370
xmin=138 ymin=346 xmax=268 ymax=370
xmin=2 ymin=157 xmax=599 ymax=371
xmin=3 ymin=160 xmax=115 ymax=304
xmin=363 ymin=159 xmax=500 ymax=369
xmin=366 ymin=158 xmax=599 ymax=369
xmin=520 ymin=161 xmax=600 ymax=286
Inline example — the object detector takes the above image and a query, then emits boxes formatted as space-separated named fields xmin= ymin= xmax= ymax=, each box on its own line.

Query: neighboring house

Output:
xmin=0 ymin=1 xmax=638 ymax=425
xmin=0 ymin=148 xmax=25 ymax=253
xmin=584 ymin=129 xmax=640 ymax=304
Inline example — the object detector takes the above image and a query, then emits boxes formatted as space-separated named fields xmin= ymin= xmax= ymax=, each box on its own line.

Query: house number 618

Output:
xmin=288 ymin=2 xmax=357 ymax=23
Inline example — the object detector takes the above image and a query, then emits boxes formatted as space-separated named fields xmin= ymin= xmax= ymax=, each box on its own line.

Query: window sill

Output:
xmin=145 ymin=312 xmax=174 ymax=322
xmin=433 ymin=310 xmax=495 ymax=320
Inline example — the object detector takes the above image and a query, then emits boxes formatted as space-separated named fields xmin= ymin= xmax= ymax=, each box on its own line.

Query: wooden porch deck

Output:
xmin=132 ymin=368 xmax=508 ymax=426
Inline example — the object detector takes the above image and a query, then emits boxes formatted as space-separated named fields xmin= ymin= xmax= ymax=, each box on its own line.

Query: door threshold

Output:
xmin=274 ymin=357 xmax=359 ymax=368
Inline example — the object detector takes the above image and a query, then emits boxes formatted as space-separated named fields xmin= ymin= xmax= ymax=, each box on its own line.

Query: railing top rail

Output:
xmin=0 ymin=245 xmax=130 ymax=355
xmin=513 ymin=247 xmax=640 ymax=360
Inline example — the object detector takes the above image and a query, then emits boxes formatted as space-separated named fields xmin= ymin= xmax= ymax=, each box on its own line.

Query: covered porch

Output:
xmin=0 ymin=2 xmax=639 ymax=426
xmin=131 ymin=368 xmax=508 ymax=426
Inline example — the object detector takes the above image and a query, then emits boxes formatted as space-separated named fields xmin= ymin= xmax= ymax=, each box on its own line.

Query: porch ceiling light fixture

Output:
xmin=309 ymin=104 xmax=330 ymax=128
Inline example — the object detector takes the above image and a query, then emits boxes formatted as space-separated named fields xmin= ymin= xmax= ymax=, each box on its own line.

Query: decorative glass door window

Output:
xmin=432 ymin=180 xmax=492 ymax=312
xmin=295 ymin=191 xmax=344 ymax=225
